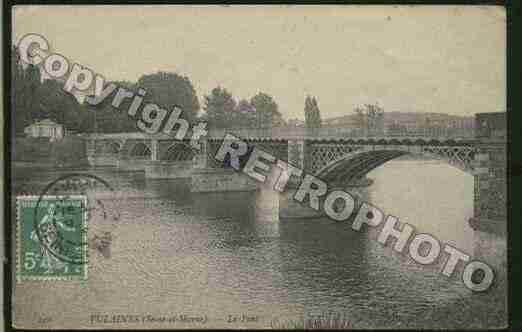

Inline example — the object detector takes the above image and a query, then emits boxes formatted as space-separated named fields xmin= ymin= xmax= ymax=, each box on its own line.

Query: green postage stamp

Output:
xmin=16 ymin=195 xmax=88 ymax=281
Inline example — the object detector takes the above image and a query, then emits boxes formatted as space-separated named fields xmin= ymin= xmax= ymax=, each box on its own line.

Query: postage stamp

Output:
xmin=16 ymin=195 xmax=88 ymax=281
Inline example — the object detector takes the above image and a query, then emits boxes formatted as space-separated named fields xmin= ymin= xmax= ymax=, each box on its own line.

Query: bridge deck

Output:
xmin=83 ymin=130 xmax=476 ymax=143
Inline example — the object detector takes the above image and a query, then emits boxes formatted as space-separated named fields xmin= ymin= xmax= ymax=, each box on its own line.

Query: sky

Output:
xmin=12 ymin=5 xmax=506 ymax=120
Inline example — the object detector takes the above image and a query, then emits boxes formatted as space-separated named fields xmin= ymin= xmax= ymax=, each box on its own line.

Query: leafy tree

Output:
xmin=311 ymin=97 xmax=322 ymax=128
xmin=88 ymin=80 xmax=139 ymax=133
xmin=137 ymin=71 xmax=199 ymax=123
xmin=35 ymin=79 xmax=94 ymax=132
xmin=11 ymin=53 xmax=203 ymax=134
xmin=11 ymin=46 xmax=97 ymax=134
xmin=204 ymin=87 xmax=237 ymax=128
xmin=353 ymin=103 xmax=384 ymax=133
xmin=353 ymin=106 xmax=366 ymax=130
xmin=304 ymin=96 xmax=312 ymax=128
xmin=235 ymin=99 xmax=256 ymax=127
xmin=250 ymin=92 xmax=282 ymax=128
xmin=204 ymin=89 xmax=283 ymax=129
xmin=11 ymin=46 xmax=41 ymax=134
xmin=305 ymin=95 xmax=322 ymax=128
xmin=11 ymin=45 xmax=26 ymax=134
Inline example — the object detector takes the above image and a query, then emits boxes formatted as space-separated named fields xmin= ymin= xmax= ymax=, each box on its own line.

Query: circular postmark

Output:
xmin=32 ymin=173 xmax=122 ymax=266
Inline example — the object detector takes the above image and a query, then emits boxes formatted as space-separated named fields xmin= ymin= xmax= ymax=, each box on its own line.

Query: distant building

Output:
xmin=321 ymin=111 xmax=475 ymax=137
xmin=24 ymin=119 xmax=65 ymax=141
xmin=475 ymin=112 xmax=506 ymax=139
xmin=386 ymin=121 xmax=409 ymax=136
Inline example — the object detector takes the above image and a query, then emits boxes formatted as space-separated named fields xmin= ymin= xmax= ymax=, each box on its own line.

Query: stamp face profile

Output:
xmin=17 ymin=196 xmax=88 ymax=281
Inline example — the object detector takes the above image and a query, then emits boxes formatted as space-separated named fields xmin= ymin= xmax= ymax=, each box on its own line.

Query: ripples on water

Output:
xmin=14 ymin=158 xmax=504 ymax=328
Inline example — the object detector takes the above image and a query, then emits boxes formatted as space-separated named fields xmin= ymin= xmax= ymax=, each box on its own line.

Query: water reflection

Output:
xmin=366 ymin=157 xmax=474 ymax=253
xmin=12 ymin=158 xmax=485 ymax=328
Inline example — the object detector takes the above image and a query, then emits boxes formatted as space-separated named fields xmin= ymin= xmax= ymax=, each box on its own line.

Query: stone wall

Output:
xmin=191 ymin=168 xmax=257 ymax=192
xmin=13 ymin=136 xmax=88 ymax=167
xmin=145 ymin=161 xmax=195 ymax=179
xmin=87 ymin=154 xmax=119 ymax=167
xmin=469 ymin=112 xmax=507 ymax=300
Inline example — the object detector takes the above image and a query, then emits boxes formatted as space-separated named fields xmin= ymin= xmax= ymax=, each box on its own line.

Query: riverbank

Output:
xmin=13 ymin=136 xmax=89 ymax=168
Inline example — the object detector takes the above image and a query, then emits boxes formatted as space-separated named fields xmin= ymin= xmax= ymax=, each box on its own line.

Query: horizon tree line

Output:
xmin=11 ymin=46 xmax=293 ymax=133
xmin=11 ymin=45 xmax=345 ymax=134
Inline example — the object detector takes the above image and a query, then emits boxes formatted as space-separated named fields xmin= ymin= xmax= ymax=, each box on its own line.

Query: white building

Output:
xmin=24 ymin=119 xmax=65 ymax=141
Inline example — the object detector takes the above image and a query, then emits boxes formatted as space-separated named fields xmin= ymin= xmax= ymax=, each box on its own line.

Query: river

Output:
xmin=12 ymin=157 xmax=505 ymax=329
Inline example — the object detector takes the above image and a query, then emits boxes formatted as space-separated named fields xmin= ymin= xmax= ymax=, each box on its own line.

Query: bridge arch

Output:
xmin=129 ymin=142 xmax=151 ymax=159
xmin=103 ymin=141 xmax=122 ymax=154
xmin=161 ymin=143 xmax=196 ymax=161
xmin=315 ymin=147 xmax=475 ymax=187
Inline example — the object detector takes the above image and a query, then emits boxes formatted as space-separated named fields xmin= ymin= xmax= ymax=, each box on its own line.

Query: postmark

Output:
xmin=42 ymin=173 xmax=123 ymax=260
xmin=17 ymin=195 xmax=88 ymax=281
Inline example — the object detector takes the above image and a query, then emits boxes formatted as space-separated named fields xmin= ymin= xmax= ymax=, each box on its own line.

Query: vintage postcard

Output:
xmin=7 ymin=4 xmax=507 ymax=329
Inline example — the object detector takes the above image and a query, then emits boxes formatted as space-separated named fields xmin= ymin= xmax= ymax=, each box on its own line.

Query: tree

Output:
xmin=304 ymin=96 xmax=312 ymax=128
xmin=35 ymin=79 xmax=94 ymax=133
xmin=11 ymin=45 xmax=27 ymax=134
xmin=11 ymin=53 xmax=203 ymax=134
xmin=305 ymin=96 xmax=322 ymax=129
xmin=312 ymin=97 xmax=322 ymax=128
xmin=11 ymin=46 xmax=42 ymax=134
xmin=235 ymin=99 xmax=256 ymax=127
xmin=137 ymin=72 xmax=199 ymax=123
xmin=354 ymin=106 xmax=364 ymax=129
xmin=353 ymin=103 xmax=384 ymax=134
xmin=11 ymin=45 xmax=100 ymax=134
xmin=87 ymin=80 xmax=139 ymax=133
xmin=250 ymin=92 xmax=282 ymax=128
xmin=203 ymin=87 xmax=237 ymax=128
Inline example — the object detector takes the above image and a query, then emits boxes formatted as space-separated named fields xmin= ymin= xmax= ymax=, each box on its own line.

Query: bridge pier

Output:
xmin=279 ymin=182 xmax=369 ymax=220
xmin=468 ymin=113 xmax=506 ymax=304
xmin=190 ymin=138 xmax=258 ymax=192
xmin=287 ymin=139 xmax=305 ymax=169
xmin=286 ymin=139 xmax=306 ymax=188
xmin=85 ymin=138 xmax=120 ymax=167
xmin=151 ymin=139 xmax=158 ymax=161
xmin=190 ymin=168 xmax=257 ymax=192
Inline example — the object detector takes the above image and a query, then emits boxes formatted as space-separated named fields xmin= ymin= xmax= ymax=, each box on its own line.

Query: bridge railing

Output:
xmin=206 ymin=126 xmax=475 ymax=140
xmin=81 ymin=126 xmax=475 ymax=142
